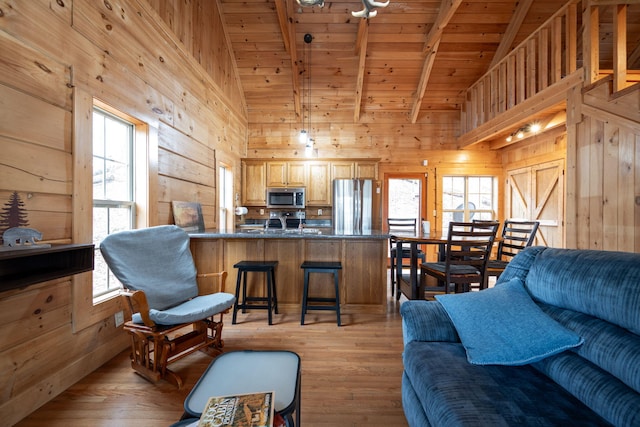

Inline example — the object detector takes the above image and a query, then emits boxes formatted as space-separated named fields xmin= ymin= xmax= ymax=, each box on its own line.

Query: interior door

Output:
xmin=384 ymin=174 xmax=427 ymax=228
xmin=383 ymin=173 xmax=428 ymax=265
xmin=506 ymin=160 xmax=564 ymax=248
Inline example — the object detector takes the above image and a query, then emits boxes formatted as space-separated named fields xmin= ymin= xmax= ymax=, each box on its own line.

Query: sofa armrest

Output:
xmin=401 ymin=300 xmax=459 ymax=345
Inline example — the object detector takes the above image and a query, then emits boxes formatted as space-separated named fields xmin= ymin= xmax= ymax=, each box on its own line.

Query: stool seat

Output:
xmin=300 ymin=261 xmax=342 ymax=326
xmin=300 ymin=261 xmax=342 ymax=270
xmin=233 ymin=261 xmax=278 ymax=325
xmin=233 ymin=260 xmax=279 ymax=271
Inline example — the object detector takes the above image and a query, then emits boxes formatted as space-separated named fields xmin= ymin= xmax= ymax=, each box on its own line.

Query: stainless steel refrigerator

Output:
xmin=332 ymin=179 xmax=378 ymax=233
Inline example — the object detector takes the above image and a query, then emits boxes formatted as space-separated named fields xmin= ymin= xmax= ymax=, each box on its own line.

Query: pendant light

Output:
xmin=300 ymin=33 xmax=314 ymax=156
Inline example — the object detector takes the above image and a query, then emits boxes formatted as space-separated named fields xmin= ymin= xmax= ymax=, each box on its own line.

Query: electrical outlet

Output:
xmin=114 ymin=310 xmax=124 ymax=327
xmin=260 ymin=208 xmax=265 ymax=215
xmin=318 ymin=208 xmax=323 ymax=215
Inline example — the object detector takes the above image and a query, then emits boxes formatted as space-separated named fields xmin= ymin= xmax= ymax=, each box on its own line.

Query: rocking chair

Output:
xmin=100 ymin=225 xmax=235 ymax=388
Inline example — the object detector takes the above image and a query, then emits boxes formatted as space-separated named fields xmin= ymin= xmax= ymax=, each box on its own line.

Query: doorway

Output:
xmin=383 ymin=173 xmax=427 ymax=270
xmin=384 ymin=174 xmax=426 ymax=227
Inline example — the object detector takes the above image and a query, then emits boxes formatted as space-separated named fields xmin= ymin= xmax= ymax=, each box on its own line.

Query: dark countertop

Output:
xmin=189 ymin=228 xmax=390 ymax=240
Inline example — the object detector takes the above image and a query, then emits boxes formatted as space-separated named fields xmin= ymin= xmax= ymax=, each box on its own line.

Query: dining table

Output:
xmin=391 ymin=233 xmax=448 ymax=300
xmin=391 ymin=232 xmax=502 ymax=300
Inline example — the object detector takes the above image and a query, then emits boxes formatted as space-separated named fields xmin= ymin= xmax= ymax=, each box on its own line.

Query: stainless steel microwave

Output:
xmin=266 ymin=187 xmax=305 ymax=209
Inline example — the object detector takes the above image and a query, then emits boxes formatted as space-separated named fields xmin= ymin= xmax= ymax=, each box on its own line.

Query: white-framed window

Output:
xmin=441 ymin=175 xmax=496 ymax=231
xmin=92 ymin=107 xmax=135 ymax=300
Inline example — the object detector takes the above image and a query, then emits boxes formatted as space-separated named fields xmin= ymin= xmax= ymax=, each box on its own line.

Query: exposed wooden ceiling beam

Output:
xmin=275 ymin=0 xmax=302 ymax=119
xmin=411 ymin=0 xmax=462 ymax=123
xmin=410 ymin=39 xmax=440 ymax=123
xmin=422 ymin=0 xmax=463 ymax=54
xmin=354 ymin=19 xmax=369 ymax=123
xmin=489 ymin=0 xmax=534 ymax=68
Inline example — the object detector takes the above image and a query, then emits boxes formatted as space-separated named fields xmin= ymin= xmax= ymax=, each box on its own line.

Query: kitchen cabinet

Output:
xmin=331 ymin=162 xmax=355 ymax=180
xmin=331 ymin=161 xmax=378 ymax=180
xmin=306 ymin=162 xmax=331 ymax=206
xmin=242 ymin=159 xmax=378 ymax=207
xmin=266 ymin=161 xmax=307 ymax=187
xmin=242 ymin=160 xmax=267 ymax=205
xmin=355 ymin=162 xmax=378 ymax=179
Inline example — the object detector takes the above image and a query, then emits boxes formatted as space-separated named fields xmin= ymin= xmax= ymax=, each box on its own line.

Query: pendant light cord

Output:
xmin=303 ymin=34 xmax=312 ymax=147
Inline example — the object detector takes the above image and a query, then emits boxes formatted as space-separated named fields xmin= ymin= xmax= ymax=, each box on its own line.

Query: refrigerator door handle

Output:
xmin=354 ymin=180 xmax=362 ymax=230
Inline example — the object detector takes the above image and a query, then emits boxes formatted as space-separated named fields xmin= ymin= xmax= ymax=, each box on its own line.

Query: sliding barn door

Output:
xmin=505 ymin=160 xmax=564 ymax=248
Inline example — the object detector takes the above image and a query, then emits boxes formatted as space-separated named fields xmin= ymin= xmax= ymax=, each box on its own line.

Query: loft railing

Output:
xmin=460 ymin=0 xmax=639 ymax=136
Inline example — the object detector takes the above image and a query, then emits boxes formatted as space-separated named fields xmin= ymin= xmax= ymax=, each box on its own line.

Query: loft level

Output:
xmin=0 ymin=244 xmax=94 ymax=292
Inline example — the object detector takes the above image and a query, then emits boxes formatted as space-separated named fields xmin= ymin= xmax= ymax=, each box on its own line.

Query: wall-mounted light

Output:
xmin=505 ymin=122 xmax=542 ymax=142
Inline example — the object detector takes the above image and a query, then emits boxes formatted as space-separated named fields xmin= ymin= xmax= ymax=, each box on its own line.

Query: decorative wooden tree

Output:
xmin=0 ymin=191 xmax=29 ymax=236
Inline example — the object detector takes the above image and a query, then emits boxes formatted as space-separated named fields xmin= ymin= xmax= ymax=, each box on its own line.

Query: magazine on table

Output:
xmin=197 ymin=391 xmax=276 ymax=427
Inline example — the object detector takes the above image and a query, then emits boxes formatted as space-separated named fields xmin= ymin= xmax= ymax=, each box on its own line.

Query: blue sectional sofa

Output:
xmin=401 ymin=247 xmax=640 ymax=426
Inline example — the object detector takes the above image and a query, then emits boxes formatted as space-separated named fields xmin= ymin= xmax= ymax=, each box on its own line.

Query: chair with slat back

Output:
xmin=388 ymin=218 xmax=425 ymax=298
xmin=421 ymin=221 xmax=499 ymax=294
xmin=485 ymin=219 xmax=540 ymax=285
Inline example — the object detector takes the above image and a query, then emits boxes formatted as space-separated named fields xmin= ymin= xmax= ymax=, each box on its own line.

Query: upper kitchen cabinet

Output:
xmin=242 ymin=160 xmax=267 ymax=205
xmin=331 ymin=162 xmax=355 ymax=180
xmin=356 ymin=162 xmax=378 ymax=180
xmin=331 ymin=161 xmax=378 ymax=180
xmin=267 ymin=161 xmax=307 ymax=187
xmin=306 ymin=162 xmax=331 ymax=206
xmin=242 ymin=159 xmax=379 ymax=207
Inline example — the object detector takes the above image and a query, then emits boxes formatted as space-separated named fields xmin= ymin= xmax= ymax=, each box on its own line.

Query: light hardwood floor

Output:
xmin=16 ymin=284 xmax=409 ymax=427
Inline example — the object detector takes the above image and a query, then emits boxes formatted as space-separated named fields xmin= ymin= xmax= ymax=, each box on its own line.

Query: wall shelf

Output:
xmin=0 ymin=244 xmax=94 ymax=292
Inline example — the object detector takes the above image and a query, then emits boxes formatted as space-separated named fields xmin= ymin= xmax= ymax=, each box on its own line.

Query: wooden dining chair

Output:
xmin=420 ymin=221 xmax=499 ymax=294
xmin=388 ymin=218 xmax=425 ymax=297
xmin=485 ymin=219 xmax=540 ymax=285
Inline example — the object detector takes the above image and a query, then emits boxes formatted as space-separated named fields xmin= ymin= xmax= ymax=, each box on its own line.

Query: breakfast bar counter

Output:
xmin=189 ymin=229 xmax=389 ymax=314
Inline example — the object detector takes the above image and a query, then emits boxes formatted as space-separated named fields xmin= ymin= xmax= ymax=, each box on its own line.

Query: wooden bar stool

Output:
xmin=300 ymin=261 xmax=342 ymax=326
xmin=232 ymin=260 xmax=279 ymax=325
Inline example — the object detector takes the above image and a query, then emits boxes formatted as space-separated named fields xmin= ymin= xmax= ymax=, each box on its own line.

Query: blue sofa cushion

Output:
xmin=402 ymin=341 xmax=611 ymax=426
xmin=435 ymin=278 xmax=583 ymax=365
xmin=522 ymin=248 xmax=640 ymax=336
xmin=401 ymin=300 xmax=459 ymax=345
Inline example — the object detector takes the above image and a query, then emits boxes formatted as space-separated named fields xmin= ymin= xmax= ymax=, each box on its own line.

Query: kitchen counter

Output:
xmin=189 ymin=229 xmax=389 ymax=315
xmin=190 ymin=228 xmax=389 ymax=240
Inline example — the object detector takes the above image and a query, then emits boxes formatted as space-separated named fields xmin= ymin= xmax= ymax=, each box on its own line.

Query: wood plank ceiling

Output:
xmin=219 ymin=0 xmax=566 ymax=138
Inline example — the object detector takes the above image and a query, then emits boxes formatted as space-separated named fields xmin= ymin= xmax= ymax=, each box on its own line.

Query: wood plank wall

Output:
xmin=0 ymin=0 xmax=246 ymax=424
xmin=566 ymin=78 xmax=640 ymax=251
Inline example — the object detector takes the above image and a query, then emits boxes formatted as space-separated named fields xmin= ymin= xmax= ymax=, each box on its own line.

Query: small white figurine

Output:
xmin=352 ymin=0 xmax=390 ymax=18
